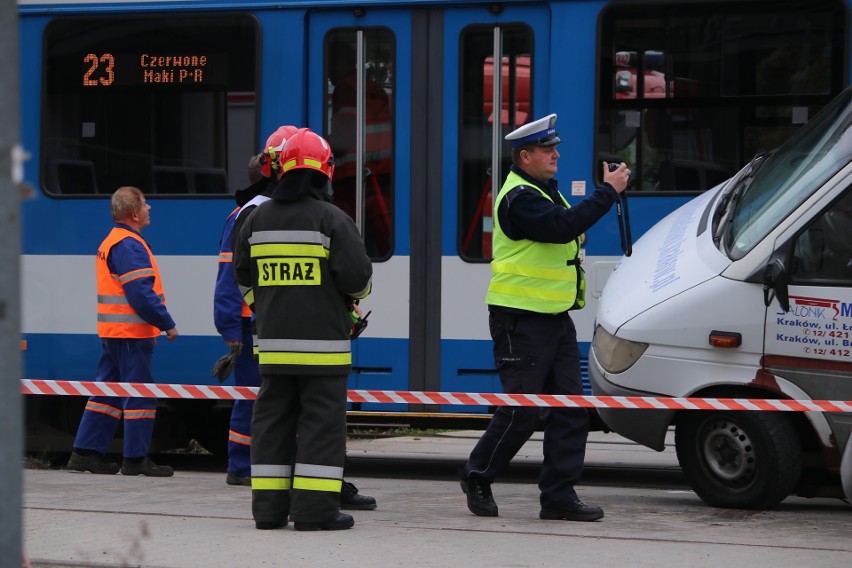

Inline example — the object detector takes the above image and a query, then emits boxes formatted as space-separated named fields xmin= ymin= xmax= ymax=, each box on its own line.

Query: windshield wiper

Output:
xmin=713 ymin=151 xmax=773 ymax=246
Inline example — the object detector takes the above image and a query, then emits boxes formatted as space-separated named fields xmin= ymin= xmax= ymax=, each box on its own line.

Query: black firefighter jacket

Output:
xmin=233 ymin=170 xmax=372 ymax=377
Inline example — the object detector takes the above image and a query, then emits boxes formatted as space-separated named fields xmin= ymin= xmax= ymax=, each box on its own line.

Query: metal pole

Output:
xmin=355 ymin=29 xmax=365 ymax=234
xmin=490 ymin=26 xmax=502 ymax=193
xmin=0 ymin=0 xmax=23 ymax=565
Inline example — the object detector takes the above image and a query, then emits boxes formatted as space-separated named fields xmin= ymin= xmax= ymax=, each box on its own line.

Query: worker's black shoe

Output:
xmin=540 ymin=499 xmax=604 ymax=522
xmin=255 ymin=520 xmax=287 ymax=530
xmin=340 ymin=481 xmax=377 ymax=510
xmin=293 ymin=512 xmax=354 ymax=531
xmin=120 ymin=457 xmax=174 ymax=477
xmin=67 ymin=452 xmax=119 ymax=475
xmin=460 ymin=477 xmax=498 ymax=517
xmin=226 ymin=472 xmax=251 ymax=487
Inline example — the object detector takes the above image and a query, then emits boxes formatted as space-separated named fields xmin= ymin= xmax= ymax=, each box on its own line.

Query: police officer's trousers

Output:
xmin=73 ymin=337 xmax=158 ymax=458
xmin=463 ymin=309 xmax=589 ymax=508
xmin=251 ymin=373 xmax=347 ymax=525
xmin=227 ymin=318 xmax=261 ymax=477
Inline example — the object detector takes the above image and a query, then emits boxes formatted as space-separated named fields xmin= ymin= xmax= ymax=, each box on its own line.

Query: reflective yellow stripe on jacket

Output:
xmin=256 ymin=339 xmax=351 ymax=367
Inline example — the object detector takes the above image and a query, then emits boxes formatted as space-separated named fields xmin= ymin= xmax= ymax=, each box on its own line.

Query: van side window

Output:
xmin=791 ymin=190 xmax=852 ymax=286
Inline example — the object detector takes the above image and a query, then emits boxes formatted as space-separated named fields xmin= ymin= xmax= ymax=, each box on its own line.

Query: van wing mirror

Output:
xmin=762 ymin=257 xmax=790 ymax=312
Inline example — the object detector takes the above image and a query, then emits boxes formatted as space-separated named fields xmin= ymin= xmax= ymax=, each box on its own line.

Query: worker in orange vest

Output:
xmin=68 ymin=186 xmax=178 ymax=477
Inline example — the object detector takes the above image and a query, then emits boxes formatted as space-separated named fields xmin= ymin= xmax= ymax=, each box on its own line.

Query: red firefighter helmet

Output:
xmin=259 ymin=125 xmax=299 ymax=178
xmin=279 ymin=128 xmax=335 ymax=180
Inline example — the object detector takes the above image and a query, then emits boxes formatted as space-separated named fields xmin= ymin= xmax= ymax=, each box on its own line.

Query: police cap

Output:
xmin=505 ymin=113 xmax=561 ymax=148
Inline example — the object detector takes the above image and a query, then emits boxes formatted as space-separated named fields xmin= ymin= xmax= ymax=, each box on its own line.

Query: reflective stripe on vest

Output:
xmin=96 ymin=227 xmax=165 ymax=338
xmin=485 ymin=171 xmax=585 ymax=313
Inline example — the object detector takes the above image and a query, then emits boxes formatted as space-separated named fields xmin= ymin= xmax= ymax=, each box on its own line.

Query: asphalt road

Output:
xmin=22 ymin=431 xmax=851 ymax=568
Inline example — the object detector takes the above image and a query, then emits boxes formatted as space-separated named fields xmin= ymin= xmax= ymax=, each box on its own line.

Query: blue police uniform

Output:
xmin=461 ymin=114 xmax=619 ymax=521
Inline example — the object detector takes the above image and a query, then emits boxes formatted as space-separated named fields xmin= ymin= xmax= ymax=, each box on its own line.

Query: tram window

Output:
xmin=42 ymin=16 xmax=258 ymax=197
xmin=459 ymin=25 xmax=533 ymax=261
xmin=323 ymin=29 xmax=395 ymax=260
xmin=597 ymin=1 xmax=846 ymax=193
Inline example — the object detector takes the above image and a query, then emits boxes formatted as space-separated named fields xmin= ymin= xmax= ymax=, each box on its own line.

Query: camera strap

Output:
xmin=616 ymin=191 xmax=632 ymax=257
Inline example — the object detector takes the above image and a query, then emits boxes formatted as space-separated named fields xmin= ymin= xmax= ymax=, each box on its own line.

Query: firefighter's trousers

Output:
xmin=250 ymin=373 xmax=347 ymax=525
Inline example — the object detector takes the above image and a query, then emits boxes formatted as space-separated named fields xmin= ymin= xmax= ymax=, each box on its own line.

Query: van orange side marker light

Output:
xmin=709 ymin=330 xmax=741 ymax=348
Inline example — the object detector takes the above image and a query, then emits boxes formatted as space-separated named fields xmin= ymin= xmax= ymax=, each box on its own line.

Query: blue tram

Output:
xmin=18 ymin=0 xmax=850 ymax=451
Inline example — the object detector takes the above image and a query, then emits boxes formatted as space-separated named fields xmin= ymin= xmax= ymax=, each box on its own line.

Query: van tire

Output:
xmin=675 ymin=410 xmax=801 ymax=509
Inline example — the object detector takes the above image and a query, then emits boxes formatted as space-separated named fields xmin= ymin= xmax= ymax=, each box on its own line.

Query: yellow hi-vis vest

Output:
xmin=485 ymin=171 xmax=585 ymax=313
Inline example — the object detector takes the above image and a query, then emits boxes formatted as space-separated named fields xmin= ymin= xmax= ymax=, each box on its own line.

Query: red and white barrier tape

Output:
xmin=20 ymin=379 xmax=852 ymax=412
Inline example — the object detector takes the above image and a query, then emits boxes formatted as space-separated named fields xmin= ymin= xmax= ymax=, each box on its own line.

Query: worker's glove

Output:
xmin=211 ymin=343 xmax=241 ymax=383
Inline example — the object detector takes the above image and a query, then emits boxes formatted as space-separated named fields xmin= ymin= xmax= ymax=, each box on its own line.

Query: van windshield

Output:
xmin=727 ymin=87 xmax=852 ymax=259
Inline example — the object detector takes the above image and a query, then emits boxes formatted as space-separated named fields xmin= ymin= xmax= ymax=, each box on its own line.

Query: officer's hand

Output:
xmin=602 ymin=162 xmax=630 ymax=193
xmin=225 ymin=339 xmax=242 ymax=349
xmin=165 ymin=327 xmax=179 ymax=341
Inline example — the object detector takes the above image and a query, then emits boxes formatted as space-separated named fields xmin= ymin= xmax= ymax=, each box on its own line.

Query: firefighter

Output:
xmin=459 ymin=114 xmax=629 ymax=521
xmin=68 ymin=186 xmax=178 ymax=477
xmin=233 ymin=128 xmax=372 ymax=531
xmin=217 ymin=125 xmax=377 ymax=509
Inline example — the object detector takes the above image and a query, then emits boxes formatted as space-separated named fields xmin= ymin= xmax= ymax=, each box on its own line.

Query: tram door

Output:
xmin=308 ymin=6 xmax=549 ymax=411
xmin=308 ymin=9 xmax=412 ymax=407
xmin=438 ymin=6 xmax=550 ymax=409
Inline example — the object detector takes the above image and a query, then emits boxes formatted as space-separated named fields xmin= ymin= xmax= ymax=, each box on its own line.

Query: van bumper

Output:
xmin=588 ymin=348 xmax=674 ymax=452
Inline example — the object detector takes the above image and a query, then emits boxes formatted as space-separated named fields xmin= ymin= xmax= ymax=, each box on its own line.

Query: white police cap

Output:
xmin=505 ymin=113 xmax=561 ymax=148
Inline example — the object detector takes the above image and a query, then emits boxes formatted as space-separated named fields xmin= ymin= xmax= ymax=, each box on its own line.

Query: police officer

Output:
xmin=68 ymin=186 xmax=178 ymax=477
xmin=459 ymin=114 xmax=629 ymax=521
xmin=233 ymin=128 xmax=373 ymax=531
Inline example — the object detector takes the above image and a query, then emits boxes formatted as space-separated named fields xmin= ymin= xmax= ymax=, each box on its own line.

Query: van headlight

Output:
xmin=592 ymin=325 xmax=648 ymax=374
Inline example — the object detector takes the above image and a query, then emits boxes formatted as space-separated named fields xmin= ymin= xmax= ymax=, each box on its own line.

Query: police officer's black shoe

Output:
xmin=293 ymin=512 xmax=354 ymax=531
xmin=120 ymin=457 xmax=174 ymax=477
xmin=460 ymin=477 xmax=498 ymax=517
xmin=255 ymin=520 xmax=287 ymax=530
xmin=67 ymin=451 xmax=119 ymax=475
xmin=540 ymin=499 xmax=604 ymax=522
xmin=226 ymin=472 xmax=251 ymax=487
xmin=340 ymin=481 xmax=377 ymax=510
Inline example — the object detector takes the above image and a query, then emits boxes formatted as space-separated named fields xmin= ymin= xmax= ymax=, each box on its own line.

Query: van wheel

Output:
xmin=675 ymin=411 xmax=801 ymax=509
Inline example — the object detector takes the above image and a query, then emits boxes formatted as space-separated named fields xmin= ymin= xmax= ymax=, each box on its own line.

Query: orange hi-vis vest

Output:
xmin=332 ymin=75 xmax=393 ymax=179
xmin=96 ymin=227 xmax=166 ymax=338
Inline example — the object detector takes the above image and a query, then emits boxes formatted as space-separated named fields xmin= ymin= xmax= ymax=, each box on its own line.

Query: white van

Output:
xmin=589 ymin=86 xmax=852 ymax=509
